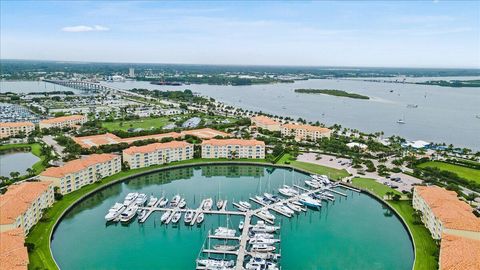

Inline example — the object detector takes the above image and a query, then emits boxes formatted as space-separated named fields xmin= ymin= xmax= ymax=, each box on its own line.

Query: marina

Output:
xmin=51 ymin=164 xmax=414 ymax=270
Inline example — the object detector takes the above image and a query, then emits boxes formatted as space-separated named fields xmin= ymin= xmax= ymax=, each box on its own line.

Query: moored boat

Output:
xmin=146 ymin=196 xmax=158 ymax=207
xmin=250 ymin=244 xmax=276 ymax=253
xmin=170 ymin=194 xmax=181 ymax=208
xmin=160 ymin=211 xmax=171 ymax=223
xmin=158 ymin=197 xmax=168 ymax=207
xmin=196 ymin=212 xmax=205 ymax=224
xmin=203 ymin=198 xmax=213 ymax=211
xmin=171 ymin=212 xmax=181 ymax=223
xmin=104 ymin=203 xmax=126 ymax=222
xmin=178 ymin=198 xmax=186 ymax=208
xmin=135 ymin=193 xmax=148 ymax=206
xmin=120 ymin=205 xmax=138 ymax=223
xmin=184 ymin=210 xmax=194 ymax=223
xmin=123 ymin=192 xmax=139 ymax=206
xmin=238 ymin=201 xmax=251 ymax=209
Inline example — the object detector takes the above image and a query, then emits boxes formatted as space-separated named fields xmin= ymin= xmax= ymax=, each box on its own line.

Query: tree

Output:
xmin=26 ymin=168 xmax=35 ymax=176
xmin=9 ymin=171 xmax=20 ymax=180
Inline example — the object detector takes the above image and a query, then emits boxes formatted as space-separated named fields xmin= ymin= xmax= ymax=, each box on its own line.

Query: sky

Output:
xmin=1 ymin=1 xmax=479 ymax=68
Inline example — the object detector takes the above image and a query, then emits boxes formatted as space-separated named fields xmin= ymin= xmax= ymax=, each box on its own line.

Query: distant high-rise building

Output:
xmin=129 ymin=68 xmax=135 ymax=77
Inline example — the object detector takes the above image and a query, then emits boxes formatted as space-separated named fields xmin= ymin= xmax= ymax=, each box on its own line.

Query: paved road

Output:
xmin=41 ymin=135 xmax=65 ymax=158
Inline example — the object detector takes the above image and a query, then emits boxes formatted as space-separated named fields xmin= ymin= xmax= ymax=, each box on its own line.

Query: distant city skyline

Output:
xmin=1 ymin=1 xmax=479 ymax=68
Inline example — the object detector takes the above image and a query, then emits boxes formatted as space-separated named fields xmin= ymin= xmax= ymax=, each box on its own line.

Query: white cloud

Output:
xmin=61 ymin=25 xmax=110 ymax=32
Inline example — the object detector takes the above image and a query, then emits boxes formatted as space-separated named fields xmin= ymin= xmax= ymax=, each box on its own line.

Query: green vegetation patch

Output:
xmin=288 ymin=160 xmax=350 ymax=180
xmin=102 ymin=117 xmax=173 ymax=132
xmin=417 ymin=161 xmax=480 ymax=184
xmin=294 ymin=89 xmax=370 ymax=99
xmin=351 ymin=177 xmax=402 ymax=197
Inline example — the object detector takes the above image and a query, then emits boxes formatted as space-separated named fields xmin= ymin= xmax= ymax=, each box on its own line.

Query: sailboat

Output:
xmin=216 ymin=181 xmax=225 ymax=210
xmin=397 ymin=114 xmax=406 ymax=124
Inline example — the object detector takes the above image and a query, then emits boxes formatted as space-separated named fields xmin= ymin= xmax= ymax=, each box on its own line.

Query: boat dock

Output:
xmin=338 ymin=183 xmax=361 ymax=193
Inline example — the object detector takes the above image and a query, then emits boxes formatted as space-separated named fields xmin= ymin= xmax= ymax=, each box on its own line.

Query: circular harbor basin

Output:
xmin=51 ymin=164 xmax=414 ymax=270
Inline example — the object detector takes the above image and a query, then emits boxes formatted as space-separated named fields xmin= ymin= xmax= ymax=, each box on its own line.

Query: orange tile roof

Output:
xmin=181 ymin=128 xmax=229 ymax=139
xmin=0 ymin=122 xmax=34 ymax=128
xmin=121 ymin=132 xmax=181 ymax=143
xmin=0 ymin=229 xmax=28 ymax=270
xmin=40 ymin=115 xmax=85 ymax=124
xmin=40 ymin=154 xmax=119 ymax=178
xmin=201 ymin=139 xmax=265 ymax=147
xmin=123 ymin=141 xmax=192 ymax=155
xmin=281 ymin=123 xmax=331 ymax=133
xmin=72 ymin=132 xmax=182 ymax=148
xmin=251 ymin=116 xmax=279 ymax=126
xmin=0 ymin=181 xmax=53 ymax=225
xmin=439 ymin=233 xmax=480 ymax=270
xmin=415 ymin=186 xmax=480 ymax=232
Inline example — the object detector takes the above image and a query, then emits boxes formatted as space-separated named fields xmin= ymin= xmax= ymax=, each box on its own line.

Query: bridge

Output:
xmin=42 ymin=79 xmax=155 ymax=100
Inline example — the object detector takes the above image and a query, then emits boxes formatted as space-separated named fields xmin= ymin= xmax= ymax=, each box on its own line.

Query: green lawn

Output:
xmin=102 ymin=117 xmax=173 ymax=131
xmin=351 ymin=177 xmax=402 ymax=197
xmin=26 ymin=158 xmax=268 ymax=270
xmin=350 ymin=177 xmax=439 ymax=270
xmin=275 ymin=153 xmax=293 ymax=164
xmin=389 ymin=201 xmax=439 ymax=270
xmin=289 ymin=160 xmax=349 ymax=180
xmin=418 ymin=161 xmax=480 ymax=184
xmin=0 ymin=143 xmax=47 ymax=175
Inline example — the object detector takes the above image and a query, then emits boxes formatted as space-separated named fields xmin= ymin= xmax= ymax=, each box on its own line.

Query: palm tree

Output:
xmin=26 ymin=168 xmax=35 ymax=176
xmin=10 ymin=171 xmax=20 ymax=180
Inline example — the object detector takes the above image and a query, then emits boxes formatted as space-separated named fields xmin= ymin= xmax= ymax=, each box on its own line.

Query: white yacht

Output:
xmin=216 ymin=199 xmax=225 ymax=210
xmin=160 ymin=211 xmax=171 ymax=223
xmin=202 ymin=198 xmax=213 ymax=210
xmin=250 ymin=244 xmax=276 ymax=253
xmin=178 ymin=198 xmax=186 ymax=209
xmin=246 ymin=257 xmax=279 ymax=270
xmin=278 ymin=185 xmax=298 ymax=197
xmin=214 ymin=227 xmax=236 ymax=237
xmin=299 ymin=195 xmax=322 ymax=208
xmin=104 ymin=203 xmax=125 ymax=222
xmin=263 ymin=193 xmax=279 ymax=202
xmin=184 ymin=210 xmax=194 ymax=223
xmin=123 ymin=192 xmax=139 ymax=206
xmin=135 ymin=193 xmax=148 ymax=206
xmin=170 ymin=195 xmax=181 ymax=207
xmin=120 ymin=205 xmax=138 ymax=223
xmin=259 ymin=209 xmax=275 ymax=220
xmin=305 ymin=180 xmax=321 ymax=189
xmin=248 ymin=238 xmax=280 ymax=245
xmin=158 ymin=197 xmax=168 ymax=207
xmin=171 ymin=212 xmax=181 ymax=223
xmin=249 ymin=233 xmax=274 ymax=239
xmin=273 ymin=204 xmax=294 ymax=215
xmin=146 ymin=196 xmax=158 ymax=207
xmin=286 ymin=202 xmax=302 ymax=212
xmin=196 ymin=212 xmax=205 ymax=224
xmin=238 ymin=201 xmax=251 ymax=209
xmin=196 ymin=259 xmax=234 ymax=268
xmin=239 ymin=220 xmax=244 ymax=231
xmin=137 ymin=209 xmax=147 ymax=220
xmin=251 ymin=221 xmax=279 ymax=233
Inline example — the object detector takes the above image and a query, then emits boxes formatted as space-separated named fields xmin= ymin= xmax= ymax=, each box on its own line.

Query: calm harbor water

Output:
xmin=2 ymin=78 xmax=478 ymax=149
xmin=105 ymin=78 xmax=480 ymax=150
xmin=0 ymin=151 xmax=39 ymax=177
xmin=51 ymin=165 xmax=414 ymax=270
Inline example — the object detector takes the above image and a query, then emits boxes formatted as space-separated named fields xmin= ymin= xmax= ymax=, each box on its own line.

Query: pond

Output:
xmin=0 ymin=151 xmax=40 ymax=177
xmin=51 ymin=164 xmax=414 ymax=270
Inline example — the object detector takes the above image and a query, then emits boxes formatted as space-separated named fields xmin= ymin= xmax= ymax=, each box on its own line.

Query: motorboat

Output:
xmin=104 ymin=203 xmax=126 ymax=222
xmin=291 ymin=200 xmax=303 ymax=207
xmin=214 ymin=227 xmax=236 ymax=237
xmin=263 ymin=193 xmax=280 ymax=202
xmin=298 ymin=195 xmax=322 ymax=208
xmin=273 ymin=204 xmax=294 ymax=215
xmin=248 ymin=238 xmax=280 ymax=245
xmin=170 ymin=195 xmax=181 ymax=207
xmin=137 ymin=209 xmax=147 ymax=221
xmin=171 ymin=212 xmax=181 ymax=223
xmin=249 ymin=232 xmax=274 ymax=239
xmin=259 ymin=209 xmax=275 ymax=221
xmin=123 ymin=192 xmax=139 ymax=206
xmin=178 ymin=198 xmax=187 ymax=209
xmin=196 ymin=259 xmax=234 ymax=268
xmin=146 ymin=196 xmax=158 ymax=207
xmin=214 ymin=244 xmax=238 ymax=251
xmin=250 ymin=244 xmax=276 ymax=253
xmin=184 ymin=210 xmax=194 ymax=223
xmin=239 ymin=220 xmax=244 ymax=231
xmin=233 ymin=202 xmax=248 ymax=212
xmin=312 ymin=174 xmax=330 ymax=184
xmin=238 ymin=201 xmax=251 ymax=209
xmin=305 ymin=180 xmax=321 ymax=189
xmin=158 ymin=197 xmax=168 ymax=207
xmin=196 ymin=212 xmax=205 ymax=224
xmin=397 ymin=119 xmax=406 ymax=124
xmin=286 ymin=202 xmax=303 ymax=212
xmin=135 ymin=193 xmax=148 ymax=206
xmin=255 ymin=195 xmax=270 ymax=205
xmin=203 ymin=198 xmax=213 ymax=211
xmin=251 ymin=221 xmax=279 ymax=233
xmin=246 ymin=257 xmax=279 ymax=270
xmin=278 ymin=185 xmax=298 ymax=197
xmin=120 ymin=205 xmax=138 ymax=223
xmin=216 ymin=199 xmax=225 ymax=210
xmin=160 ymin=211 xmax=171 ymax=223
xmin=250 ymin=253 xmax=281 ymax=261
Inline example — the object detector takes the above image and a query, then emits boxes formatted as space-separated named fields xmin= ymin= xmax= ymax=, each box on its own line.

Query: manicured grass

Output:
xmin=275 ymin=153 xmax=293 ymax=164
xmin=389 ymin=201 xmax=439 ymax=270
xmin=102 ymin=117 xmax=173 ymax=131
xmin=0 ymin=143 xmax=46 ymax=175
xmin=350 ymin=177 xmax=439 ymax=270
xmin=289 ymin=160 xmax=349 ymax=180
xmin=418 ymin=161 xmax=480 ymax=184
xmin=351 ymin=177 xmax=402 ymax=197
xmin=26 ymin=158 xmax=268 ymax=270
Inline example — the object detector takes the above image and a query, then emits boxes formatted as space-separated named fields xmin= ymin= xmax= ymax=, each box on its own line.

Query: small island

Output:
xmin=294 ymin=89 xmax=370 ymax=99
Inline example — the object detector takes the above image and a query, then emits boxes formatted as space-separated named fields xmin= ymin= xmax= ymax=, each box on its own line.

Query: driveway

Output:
xmin=41 ymin=135 xmax=65 ymax=158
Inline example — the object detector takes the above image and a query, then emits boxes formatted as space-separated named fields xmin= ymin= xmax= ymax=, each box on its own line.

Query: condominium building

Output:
xmin=201 ymin=139 xmax=265 ymax=159
xmin=0 ymin=228 xmax=28 ymax=270
xmin=281 ymin=124 xmax=331 ymax=141
xmin=123 ymin=141 xmax=193 ymax=169
xmin=0 ymin=181 xmax=54 ymax=235
xmin=39 ymin=114 xmax=87 ymax=129
xmin=250 ymin=116 xmax=281 ymax=131
xmin=0 ymin=122 xmax=35 ymax=138
xmin=39 ymin=154 xmax=121 ymax=194
xmin=439 ymin=233 xmax=480 ymax=270
xmin=412 ymin=186 xmax=480 ymax=240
